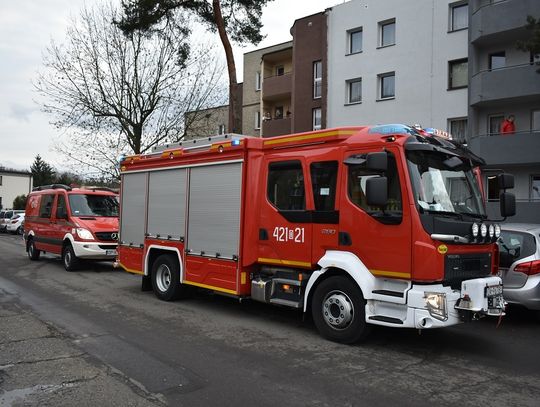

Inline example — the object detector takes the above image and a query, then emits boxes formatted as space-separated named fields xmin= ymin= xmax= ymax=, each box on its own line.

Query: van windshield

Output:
xmin=68 ymin=194 xmax=119 ymax=217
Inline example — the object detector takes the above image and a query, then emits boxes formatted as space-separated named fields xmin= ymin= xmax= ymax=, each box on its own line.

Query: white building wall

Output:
xmin=0 ymin=172 xmax=33 ymax=210
xmin=327 ymin=0 xmax=468 ymax=131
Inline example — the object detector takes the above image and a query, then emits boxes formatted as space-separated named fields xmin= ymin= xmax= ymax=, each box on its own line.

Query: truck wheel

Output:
xmin=27 ymin=239 xmax=41 ymax=261
xmin=151 ymin=254 xmax=182 ymax=301
xmin=311 ymin=275 xmax=370 ymax=344
xmin=62 ymin=244 xmax=80 ymax=271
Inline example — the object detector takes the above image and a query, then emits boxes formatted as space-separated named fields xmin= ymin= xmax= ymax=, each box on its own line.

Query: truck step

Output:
xmin=368 ymin=315 xmax=404 ymax=325
xmin=269 ymin=298 xmax=303 ymax=309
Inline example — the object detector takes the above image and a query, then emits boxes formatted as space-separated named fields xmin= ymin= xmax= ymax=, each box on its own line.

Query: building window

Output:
xmin=379 ymin=19 xmax=396 ymax=47
xmin=218 ymin=124 xmax=226 ymax=135
xmin=488 ymin=114 xmax=504 ymax=135
xmin=267 ymin=160 xmax=305 ymax=210
xmin=378 ymin=72 xmax=395 ymax=99
xmin=489 ymin=51 xmax=506 ymax=70
xmin=313 ymin=61 xmax=322 ymax=99
xmin=312 ymin=108 xmax=322 ymax=130
xmin=448 ymin=58 xmax=468 ymax=89
xmin=255 ymin=111 xmax=261 ymax=130
xmin=531 ymin=110 xmax=540 ymax=131
xmin=276 ymin=65 xmax=285 ymax=76
xmin=448 ymin=117 xmax=468 ymax=143
xmin=531 ymin=176 xmax=540 ymax=200
xmin=348 ymin=28 xmax=363 ymax=54
xmin=255 ymin=71 xmax=261 ymax=91
xmin=449 ymin=2 xmax=468 ymax=31
xmin=346 ymin=78 xmax=362 ymax=104
xmin=0 ymin=175 xmax=2 ymax=186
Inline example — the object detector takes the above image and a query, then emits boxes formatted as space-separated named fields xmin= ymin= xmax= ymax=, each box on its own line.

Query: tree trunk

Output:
xmin=212 ymin=0 xmax=239 ymax=133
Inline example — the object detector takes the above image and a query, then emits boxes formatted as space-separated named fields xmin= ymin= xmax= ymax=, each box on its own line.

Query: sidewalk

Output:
xmin=0 ymin=291 xmax=162 ymax=407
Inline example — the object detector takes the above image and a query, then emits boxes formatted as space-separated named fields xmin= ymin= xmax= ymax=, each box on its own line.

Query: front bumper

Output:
xmin=71 ymin=240 xmax=117 ymax=260
xmin=503 ymin=275 xmax=540 ymax=311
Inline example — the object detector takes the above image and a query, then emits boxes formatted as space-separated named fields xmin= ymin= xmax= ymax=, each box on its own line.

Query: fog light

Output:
xmin=480 ymin=223 xmax=487 ymax=238
xmin=424 ymin=292 xmax=448 ymax=321
xmin=488 ymin=224 xmax=495 ymax=238
xmin=472 ymin=223 xmax=479 ymax=237
xmin=494 ymin=224 xmax=501 ymax=238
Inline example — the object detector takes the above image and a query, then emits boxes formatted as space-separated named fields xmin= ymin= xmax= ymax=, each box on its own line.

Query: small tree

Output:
xmin=30 ymin=155 xmax=56 ymax=187
xmin=13 ymin=195 xmax=27 ymax=210
xmin=517 ymin=15 xmax=540 ymax=71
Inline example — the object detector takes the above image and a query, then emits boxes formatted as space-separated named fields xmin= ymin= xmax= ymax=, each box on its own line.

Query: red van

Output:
xmin=24 ymin=184 xmax=119 ymax=271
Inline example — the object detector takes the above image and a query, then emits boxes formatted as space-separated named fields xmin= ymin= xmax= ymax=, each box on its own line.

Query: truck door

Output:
xmin=258 ymin=159 xmax=313 ymax=269
xmin=340 ymin=147 xmax=412 ymax=280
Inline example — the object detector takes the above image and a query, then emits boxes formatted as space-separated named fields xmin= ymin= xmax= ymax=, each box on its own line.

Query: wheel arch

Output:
xmin=145 ymin=245 xmax=184 ymax=280
xmin=303 ymin=250 xmax=376 ymax=313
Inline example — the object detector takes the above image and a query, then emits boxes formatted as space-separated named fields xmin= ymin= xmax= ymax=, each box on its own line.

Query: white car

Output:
xmin=6 ymin=213 xmax=25 ymax=235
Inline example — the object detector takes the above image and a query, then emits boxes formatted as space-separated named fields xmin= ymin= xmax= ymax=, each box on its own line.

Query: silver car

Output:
xmin=498 ymin=223 xmax=540 ymax=311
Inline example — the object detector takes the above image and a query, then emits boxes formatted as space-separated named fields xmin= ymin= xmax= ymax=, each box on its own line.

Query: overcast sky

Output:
xmin=0 ymin=0 xmax=342 ymax=172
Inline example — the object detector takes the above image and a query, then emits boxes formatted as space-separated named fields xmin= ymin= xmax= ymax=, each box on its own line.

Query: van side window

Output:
xmin=310 ymin=161 xmax=338 ymax=211
xmin=348 ymin=152 xmax=402 ymax=224
xmin=56 ymin=195 xmax=67 ymax=219
xmin=39 ymin=194 xmax=55 ymax=219
xmin=267 ymin=160 xmax=305 ymax=210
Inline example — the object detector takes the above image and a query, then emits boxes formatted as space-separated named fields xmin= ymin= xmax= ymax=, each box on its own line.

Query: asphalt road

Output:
xmin=1 ymin=232 xmax=539 ymax=406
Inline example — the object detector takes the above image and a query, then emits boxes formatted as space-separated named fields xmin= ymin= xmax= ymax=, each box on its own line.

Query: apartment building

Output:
xmin=467 ymin=0 xmax=540 ymax=222
xmin=0 ymin=168 xmax=33 ymax=210
xmin=326 ymin=0 xmax=469 ymax=142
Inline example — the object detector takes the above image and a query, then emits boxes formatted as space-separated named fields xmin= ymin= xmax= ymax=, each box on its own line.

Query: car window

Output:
xmin=498 ymin=231 xmax=537 ymax=268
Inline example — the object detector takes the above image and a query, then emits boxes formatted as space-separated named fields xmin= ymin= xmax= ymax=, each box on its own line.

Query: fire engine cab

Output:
xmin=117 ymin=124 xmax=515 ymax=343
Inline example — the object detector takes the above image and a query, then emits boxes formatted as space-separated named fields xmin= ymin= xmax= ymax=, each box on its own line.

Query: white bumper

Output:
xmin=366 ymin=276 xmax=504 ymax=329
xmin=71 ymin=240 xmax=117 ymax=260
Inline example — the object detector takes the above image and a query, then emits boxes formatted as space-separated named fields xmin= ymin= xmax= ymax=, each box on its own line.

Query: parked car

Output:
xmin=0 ymin=210 xmax=24 ymax=232
xmin=6 ymin=213 xmax=25 ymax=235
xmin=24 ymin=184 xmax=119 ymax=271
xmin=497 ymin=223 xmax=540 ymax=312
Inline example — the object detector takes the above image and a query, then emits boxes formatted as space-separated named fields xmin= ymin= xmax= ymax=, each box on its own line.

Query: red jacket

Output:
xmin=501 ymin=120 xmax=515 ymax=134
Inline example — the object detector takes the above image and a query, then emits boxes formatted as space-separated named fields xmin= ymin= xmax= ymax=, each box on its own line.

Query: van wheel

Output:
xmin=62 ymin=244 xmax=80 ymax=271
xmin=311 ymin=275 xmax=370 ymax=344
xmin=27 ymin=239 xmax=41 ymax=261
xmin=151 ymin=254 xmax=182 ymax=301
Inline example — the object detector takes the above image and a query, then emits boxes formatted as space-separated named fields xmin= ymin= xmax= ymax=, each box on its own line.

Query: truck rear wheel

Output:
xmin=311 ymin=275 xmax=370 ymax=344
xmin=151 ymin=254 xmax=182 ymax=301
xmin=27 ymin=238 xmax=41 ymax=261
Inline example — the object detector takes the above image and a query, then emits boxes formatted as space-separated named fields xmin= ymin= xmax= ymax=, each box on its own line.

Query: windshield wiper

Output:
xmin=419 ymin=208 xmax=464 ymax=220
xmin=456 ymin=211 xmax=487 ymax=220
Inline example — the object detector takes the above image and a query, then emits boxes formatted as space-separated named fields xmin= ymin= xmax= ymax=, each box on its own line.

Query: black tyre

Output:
xmin=17 ymin=226 xmax=23 ymax=235
xmin=151 ymin=254 xmax=183 ymax=301
xmin=311 ymin=275 xmax=370 ymax=344
xmin=27 ymin=238 xmax=41 ymax=261
xmin=62 ymin=244 xmax=80 ymax=271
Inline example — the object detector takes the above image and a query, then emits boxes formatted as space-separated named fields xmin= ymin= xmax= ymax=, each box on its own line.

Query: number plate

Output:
xmin=106 ymin=249 xmax=117 ymax=256
xmin=486 ymin=285 xmax=503 ymax=297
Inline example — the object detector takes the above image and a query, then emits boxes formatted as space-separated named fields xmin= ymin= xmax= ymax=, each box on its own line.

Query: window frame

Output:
xmin=266 ymin=160 xmax=306 ymax=211
xmin=347 ymin=27 xmax=363 ymax=55
xmin=378 ymin=72 xmax=395 ymax=100
xmin=276 ymin=65 xmax=285 ymax=76
xmin=488 ymin=114 xmax=505 ymax=135
xmin=378 ymin=19 xmax=396 ymax=48
xmin=255 ymin=71 xmax=261 ymax=91
xmin=312 ymin=108 xmax=322 ymax=131
xmin=39 ymin=194 xmax=55 ymax=219
xmin=313 ymin=60 xmax=322 ymax=99
xmin=447 ymin=117 xmax=468 ymax=143
xmin=449 ymin=1 xmax=468 ymax=32
xmin=448 ymin=58 xmax=468 ymax=90
xmin=255 ymin=111 xmax=261 ymax=130
xmin=489 ymin=51 xmax=506 ymax=71
xmin=531 ymin=109 xmax=540 ymax=131
xmin=531 ymin=175 xmax=540 ymax=201
xmin=346 ymin=78 xmax=362 ymax=105
xmin=310 ymin=161 xmax=338 ymax=212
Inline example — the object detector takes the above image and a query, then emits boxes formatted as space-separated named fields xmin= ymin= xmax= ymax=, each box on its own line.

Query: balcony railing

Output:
xmin=262 ymin=117 xmax=292 ymax=138
xmin=262 ymin=73 xmax=292 ymax=101
xmin=469 ymin=130 xmax=540 ymax=166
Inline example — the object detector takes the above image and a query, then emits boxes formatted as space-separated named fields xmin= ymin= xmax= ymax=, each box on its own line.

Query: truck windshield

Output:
xmin=407 ymin=151 xmax=486 ymax=218
xmin=68 ymin=194 xmax=119 ymax=217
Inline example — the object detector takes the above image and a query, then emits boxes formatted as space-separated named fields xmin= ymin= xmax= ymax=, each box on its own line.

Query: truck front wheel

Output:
xmin=311 ymin=275 xmax=370 ymax=344
xmin=151 ymin=254 xmax=182 ymax=301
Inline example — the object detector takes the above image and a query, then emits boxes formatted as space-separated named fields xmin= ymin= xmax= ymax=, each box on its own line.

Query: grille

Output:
xmin=444 ymin=253 xmax=492 ymax=289
xmin=95 ymin=231 xmax=118 ymax=242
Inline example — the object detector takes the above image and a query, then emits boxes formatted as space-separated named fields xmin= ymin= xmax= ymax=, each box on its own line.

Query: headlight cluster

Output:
xmin=424 ymin=292 xmax=448 ymax=321
xmin=75 ymin=228 xmax=94 ymax=240
xmin=471 ymin=223 xmax=500 ymax=240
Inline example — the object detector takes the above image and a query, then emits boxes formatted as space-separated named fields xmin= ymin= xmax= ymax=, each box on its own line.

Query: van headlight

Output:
xmin=424 ymin=292 xmax=448 ymax=321
xmin=76 ymin=228 xmax=94 ymax=240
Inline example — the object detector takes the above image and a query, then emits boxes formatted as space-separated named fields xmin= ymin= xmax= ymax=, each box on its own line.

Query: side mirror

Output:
xmin=366 ymin=176 xmax=388 ymax=207
xmin=498 ymin=173 xmax=514 ymax=190
xmin=500 ymin=192 xmax=516 ymax=217
xmin=366 ymin=152 xmax=387 ymax=172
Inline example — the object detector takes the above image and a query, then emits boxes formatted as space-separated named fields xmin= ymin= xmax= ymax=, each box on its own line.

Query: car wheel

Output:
xmin=17 ymin=226 xmax=23 ymax=235
xmin=311 ymin=275 xmax=370 ymax=344
xmin=27 ymin=239 xmax=41 ymax=261
xmin=151 ymin=254 xmax=185 ymax=301
xmin=62 ymin=244 xmax=80 ymax=271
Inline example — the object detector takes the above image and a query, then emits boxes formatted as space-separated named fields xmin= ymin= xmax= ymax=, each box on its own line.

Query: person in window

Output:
xmin=501 ymin=115 xmax=515 ymax=135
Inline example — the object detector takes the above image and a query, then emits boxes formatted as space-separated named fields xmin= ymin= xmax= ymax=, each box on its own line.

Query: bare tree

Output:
xmin=36 ymin=2 xmax=227 ymax=178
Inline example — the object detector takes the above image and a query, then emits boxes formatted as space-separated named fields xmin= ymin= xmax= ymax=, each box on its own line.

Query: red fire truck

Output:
xmin=117 ymin=124 xmax=515 ymax=343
